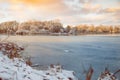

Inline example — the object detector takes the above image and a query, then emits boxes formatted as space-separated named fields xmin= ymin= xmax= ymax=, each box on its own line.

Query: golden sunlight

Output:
xmin=11 ymin=0 xmax=57 ymax=5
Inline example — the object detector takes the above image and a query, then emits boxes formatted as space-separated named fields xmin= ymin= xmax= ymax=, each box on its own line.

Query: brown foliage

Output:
xmin=0 ymin=42 xmax=24 ymax=59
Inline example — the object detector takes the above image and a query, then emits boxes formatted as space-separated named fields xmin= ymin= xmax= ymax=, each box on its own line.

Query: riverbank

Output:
xmin=0 ymin=51 xmax=77 ymax=80
xmin=0 ymin=41 xmax=119 ymax=80
xmin=0 ymin=41 xmax=77 ymax=80
xmin=1 ymin=33 xmax=120 ymax=37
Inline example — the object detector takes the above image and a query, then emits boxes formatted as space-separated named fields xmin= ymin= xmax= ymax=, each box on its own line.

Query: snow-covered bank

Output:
xmin=0 ymin=41 xmax=77 ymax=80
xmin=97 ymin=69 xmax=118 ymax=80
xmin=0 ymin=51 xmax=77 ymax=80
xmin=0 ymin=52 xmax=118 ymax=80
xmin=0 ymin=41 xmax=119 ymax=80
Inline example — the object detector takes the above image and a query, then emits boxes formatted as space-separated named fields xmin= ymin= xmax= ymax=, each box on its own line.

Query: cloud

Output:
xmin=0 ymin=0 xmax=120 ymax=25
xmin=112 ymin=11 xmax=120 ymax=23
xmin=0 ymin=0 xmax=73 ymax=21
xmin=80 ymin=3 xmax=101 ymax=14
xmin=0 ymin=13 xmax=5 ymax=18
xmin=8 ymin=0 xmax=59 ymax=5
xmin=8 ymin=0 xmax=75 ymax=16
xmin=64 ymin=0 xmax=101 ymax=14
xmin=98 ymin=7 xmax=120 ymax=13
xmin=58 ymin=13 xmax=111 ymax=26
xmin=79 ymin=0 xmax=99 ymax=3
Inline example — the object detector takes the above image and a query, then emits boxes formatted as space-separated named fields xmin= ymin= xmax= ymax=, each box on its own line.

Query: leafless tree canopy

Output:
xmin=0 ymin=20 xmax=120 ymax=35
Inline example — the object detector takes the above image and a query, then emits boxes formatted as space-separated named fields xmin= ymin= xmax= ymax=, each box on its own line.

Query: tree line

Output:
xmin=0 ymin=20 xmax=120 ymax=35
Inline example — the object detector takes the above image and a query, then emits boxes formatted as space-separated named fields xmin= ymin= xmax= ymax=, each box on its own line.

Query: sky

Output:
xmin=0 ymin=0 xmax=120 ymax=26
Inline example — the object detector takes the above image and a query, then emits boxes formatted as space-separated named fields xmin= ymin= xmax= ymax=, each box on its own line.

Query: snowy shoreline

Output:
xmin=0 ymin=41 xmax=77 ymax=80
xmin=1 ymin=33 xmax=120 ymax=37
xmin=0 ymin=52 xmax=77 ymax=80
xmin=0 ymin=41 xmax=119 ymax=80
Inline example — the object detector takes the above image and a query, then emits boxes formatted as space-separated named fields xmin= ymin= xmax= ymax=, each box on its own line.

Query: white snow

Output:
xmin=0 ymin=41 xmax=119 ymax=80
xmin=0 ymin=51 xmax=77 ymax=80
xmin=97 ymin=71 xmax=118 ymax=80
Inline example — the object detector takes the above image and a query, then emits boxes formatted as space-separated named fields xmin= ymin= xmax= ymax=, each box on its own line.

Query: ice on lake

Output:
xmin=2 ymin=35 xmax=120 ymax=80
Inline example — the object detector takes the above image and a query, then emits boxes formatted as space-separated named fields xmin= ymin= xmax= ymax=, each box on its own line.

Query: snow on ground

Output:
xmin=97 ymin=69 xmax=118 ymax=80
xmin=0 ymin=51 xmax=77 ymax=80
xmin=0 ymin=40 xmax=118 ymax=80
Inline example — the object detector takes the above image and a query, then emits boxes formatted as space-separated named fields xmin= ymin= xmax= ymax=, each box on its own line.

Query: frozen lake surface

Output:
xmin=5 ymin=35 xmax=120 ymax=80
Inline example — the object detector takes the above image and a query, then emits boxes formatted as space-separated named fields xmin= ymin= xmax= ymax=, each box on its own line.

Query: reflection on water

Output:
xmin=7 ymin=35 xmax=120 ymax=80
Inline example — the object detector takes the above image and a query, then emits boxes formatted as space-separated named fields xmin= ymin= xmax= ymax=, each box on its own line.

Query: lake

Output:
xmin=5 ymin=35 xmax=120 ymax=80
